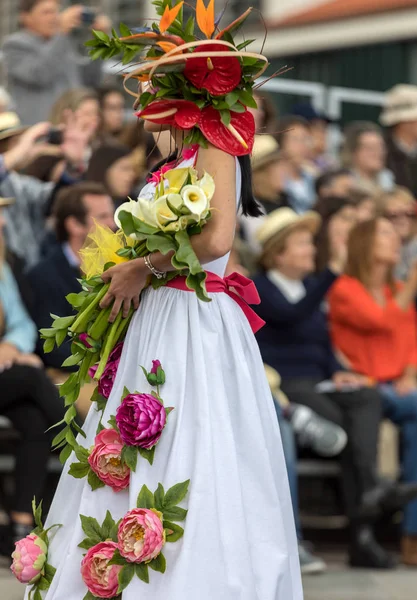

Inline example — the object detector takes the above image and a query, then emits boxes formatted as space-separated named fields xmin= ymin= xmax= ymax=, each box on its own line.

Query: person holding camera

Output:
xmin=2 ymin=0 xmax=111 ymax=126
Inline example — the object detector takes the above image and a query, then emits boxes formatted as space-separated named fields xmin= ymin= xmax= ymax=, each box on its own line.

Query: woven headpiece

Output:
xmin=87 ymin=1 xmax=269 ymax=156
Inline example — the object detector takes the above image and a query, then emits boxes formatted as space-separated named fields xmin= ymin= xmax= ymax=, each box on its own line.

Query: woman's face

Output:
xmin=328 ymin=205 xmax=357 ymax=246
xmin=75 ymin=99 xmax=101 ymax=139
xmin=102 ymin=91 xmax=125 ymax=134
xmin=275 ymin=228 xmax=316 ymax=277
xmin=106 ymin=155 xmax=136 ymax=199
xmin=384 ymin=197 xmax=416 ymax=242
xmin=356 ymin=198 xmax=376 ymax=222
xmin=372 ymin=218 xmax=401 ymax=266
xmin=354 ymin=132 xmax=386 ymax=175
xmin=282 ymin=125 xmax=312 ymax=166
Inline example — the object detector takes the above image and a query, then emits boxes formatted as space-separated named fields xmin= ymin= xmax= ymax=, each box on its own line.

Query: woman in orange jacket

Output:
xmin=328 ymin=217 xmax=417 ymax=566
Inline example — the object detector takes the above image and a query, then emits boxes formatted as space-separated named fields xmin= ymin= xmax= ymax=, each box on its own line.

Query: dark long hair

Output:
xmin=314 ymin=195 xmax=355 ymax=272
xmin=149 ymin=151 xmax=262 ymax=217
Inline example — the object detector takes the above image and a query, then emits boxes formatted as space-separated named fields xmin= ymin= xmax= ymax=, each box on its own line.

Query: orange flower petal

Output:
xmin=196 ymin=0 xmax=215 ymax=39
xmin=157 ymin=41 xmax=179 ymax=53
xmin=159 ymin=1 xmax=184 ymax=34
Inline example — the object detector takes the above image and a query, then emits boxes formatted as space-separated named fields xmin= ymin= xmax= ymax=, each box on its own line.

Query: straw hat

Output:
xmin=251 ymin=135 xmax=281 ymax=172
xmin=380 ymin=85 xmax=417 ymax=127
xmin=256 ymin=207 xmax=321 ymax=251
xmin=0 ymin=112 xmax=27 ymax=142
xmin=0 ymin=197 xmax=15 ymax=207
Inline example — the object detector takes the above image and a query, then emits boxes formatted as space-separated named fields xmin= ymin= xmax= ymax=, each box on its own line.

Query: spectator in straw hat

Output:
xmin=253 ymin=207 xmax=417 ymax=568
xmin=381 ymin=85 xmax=417 ymax=197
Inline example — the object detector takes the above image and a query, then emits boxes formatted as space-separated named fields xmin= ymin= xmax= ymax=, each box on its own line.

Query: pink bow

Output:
xmin=166 ymin=271 xmax=265 ymax=334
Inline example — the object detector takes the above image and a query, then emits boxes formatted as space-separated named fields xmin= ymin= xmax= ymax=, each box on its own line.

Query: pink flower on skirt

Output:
xmin=81 ymin=541 xmax=122 ymax=598
xmin=118 ymin=508 xmax=165 ymax=563
xmin=88 ymin=429 xmax=130 ymax=492
xmin=89 ymin=342 xmax=124 ymax=399
xmin=116 ymin=393 xmax=166 ymax=449
xmin=11 ymin=534 xmax=47 ymax=584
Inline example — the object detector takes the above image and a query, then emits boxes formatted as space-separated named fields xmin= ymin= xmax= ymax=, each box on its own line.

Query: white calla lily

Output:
xmin=114 ymin=200 xmax=137 ymax=229
xmin=153 ymin=195 xmax=180 ymax=229
xmin=137 ymin=197 xmax=159 ymax=228
xmin=198 ymin=172 xmax=215 ymax=201
xmin=181 ymin=185 xmax=209 ymax=218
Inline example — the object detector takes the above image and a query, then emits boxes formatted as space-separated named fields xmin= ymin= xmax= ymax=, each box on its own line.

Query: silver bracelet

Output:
xmin=144 ymin=254 xmax=166 ymax=279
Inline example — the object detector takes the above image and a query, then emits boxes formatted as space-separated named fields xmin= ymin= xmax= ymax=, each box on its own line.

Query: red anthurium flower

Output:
xmin=184 ymin=43 xmax=241 ymax=96
xmin=199 ymin=106 xmax=255 ymax=156
xmin=136 ymin=99 xmax=201 ymax=130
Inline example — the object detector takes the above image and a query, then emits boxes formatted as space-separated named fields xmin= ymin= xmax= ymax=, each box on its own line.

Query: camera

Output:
xmin=81 ymin=7 xmax=96 ymax=26
xmin=46 ymin=128 xmax=63 ymax=146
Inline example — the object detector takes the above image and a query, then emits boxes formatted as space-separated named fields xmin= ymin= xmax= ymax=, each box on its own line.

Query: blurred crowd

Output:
xmin=1 ymin=0 xmax=417 ymax=583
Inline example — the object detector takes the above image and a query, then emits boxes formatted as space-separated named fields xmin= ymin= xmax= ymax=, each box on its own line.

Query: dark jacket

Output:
xmin=385 ymin=133 xmax=417 ymax=197
xmin=27 ymin=245 xmax=81 ymax=369
xmin=254 ymin=269 xmax=342 ymax=380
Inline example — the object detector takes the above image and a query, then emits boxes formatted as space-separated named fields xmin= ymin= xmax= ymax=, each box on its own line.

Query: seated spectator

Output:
xmin=28 ymin=182 xmax=115 ymax=417
xmin=381 ymin=186 xmax=417 ymax=280
xmin=329 ymin=217 xmax=417 ymax=566
xmin=0 ymin=118 xmax=91 ymax=267
xmin=25 ymin=87 xmax=100 ymax=182
xmin=85 ymin=145 xmax=138 ymax=208
xmin=350 ymin=186 xmax=379 ymax=222
xmin=118 ymin=121 xmax=162 ymax=181
xmin=0 ymin=197 xmax=64 ymax=554
xmin=380 ymin=85 xmax=417 ymax=197
xmin=342 ymin=121 xmax=395 ymax=194
xmin=314 ymin=196 xmax=358 ymax=273
xmin=97 ymin=85 xmax=126 ymax=142
xmin=253 ymin=208 xmax=417 ymax=568
xmin=276 ymin=116 xmax=316 ymax=214
xmin=2 ymin=0 xmax=109 ymax=125
xmin=291 ymin=102 xmax=337 ymax=173
xmin=315 ymin=168 xmax=355 ymax=200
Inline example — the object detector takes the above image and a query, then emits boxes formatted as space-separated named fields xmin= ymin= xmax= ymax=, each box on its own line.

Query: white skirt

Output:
xmin=31 ymin=286 xmax=303 ymax=600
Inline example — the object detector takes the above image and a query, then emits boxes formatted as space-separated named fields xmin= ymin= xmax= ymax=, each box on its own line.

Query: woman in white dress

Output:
xmin=20 ymin=4 xmax=303 ymax=598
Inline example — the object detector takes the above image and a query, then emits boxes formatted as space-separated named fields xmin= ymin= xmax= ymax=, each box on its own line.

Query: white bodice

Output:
xmin=139 ymin=155 xmax=242 ymax=277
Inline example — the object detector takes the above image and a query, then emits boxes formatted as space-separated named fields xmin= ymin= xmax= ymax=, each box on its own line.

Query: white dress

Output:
xmin=30 ymin=157 xmax=303 ymax=600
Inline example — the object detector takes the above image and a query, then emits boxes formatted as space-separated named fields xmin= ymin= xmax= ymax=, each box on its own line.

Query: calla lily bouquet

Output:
xmin=41 ymin=165 xmax=214 ymax=460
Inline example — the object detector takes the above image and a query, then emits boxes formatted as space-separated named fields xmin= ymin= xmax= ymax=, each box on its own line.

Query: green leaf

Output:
xmin=59 ymin=443 xmax=72 ymax=464
xmin=108 ymin=549 xmax=126 ymax=566
xmin=52 ymin=315 xmax=76 ymax=329
xmin=55 ymin=329 xmax=68 ymax=348
xmin=39 ymin=328 xmax=56 ymax=339
xmin=59 ymin=373 xmax=78 ymax=397
xmin=174 ymin=230 xmax=202 ymax=275
xmin=154 ymin=483 xmax=165 ymax=512
xmin=119 ymin=22 xmax=132 ymax=37
xmin=68 ymin=461 xmax=90 ymax=479
xmin=238 ymin=89 xmax=258 ymax=109
xmin=80 ymin=515 xmax=103 ymax=543
xmin=186 ymin=271 xmax=210 ymax=302
xmin=134 ymin=562 xmax=150 ymax=584
xmin=43 ymin=337 xmax=56 ymax=353
xmin=32 ymin=498 xmax=43 ymax=530
xmin=121 ymin=445 xmax=138 ymax=472
xmin=163 ymin=520 xmax=184 ymax=542
xmin=37 ymin=576 xmax=50 ymax=591
xmin=83 ymin=592 xmax=96 ymax=600
xmin=138 ymin=445 xmax=155 ymax=466
xmin=92 ymin=29 xmax=110 ymax=43
xmin=122 ymin=386 xmax=131 ymax=400
xmin=61 ymin=352 xmax=84 ymax=368
xmin=64 ymin=405 xmax=77 ymax=425
xmin=107 ymin=415 xmax=118 ymax=431
xmin=44 ymin=563 xmax=56 ymax=581
xmin=148 ymin=552 xmax=166 ymax=573
xmin=237 ymin=39 xmax=256 ymax=51
xmin=110 ymin=519 xmax=120 ymax=543
xmin=74 ymin=445 xmax=90 ymax=463
xmin=88 ymin=469 xmax=106 ymax=492
xmin=33 ymin=588 xmax=43 ymax=600
xmin=230 ymin=102 xmax=246 ymax=113
xmin=118 ymin=563 xmax=135 ymax=593
xmin=220 ymin=109 xmax=231 ymax=127
xmin=78 ymin=538 xmax=98 ymax=551
xmin=101 ymin=510 xmax=116 ymax=540
xmin=136 ymin=485 xmax=155 ymax=509
xmin=163 ymin=479 xmax=190 ymax=508
xmin=146 ymin=235 xmax=176 ymax=255
xmin=162 ymin=506 xmax=188 ymax=521
xmin=225 ymin=91 xmax=240 ymax=107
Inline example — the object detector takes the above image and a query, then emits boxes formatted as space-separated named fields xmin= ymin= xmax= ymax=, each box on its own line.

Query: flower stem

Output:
xmin=93 ymin=311 xmax=123 ymax=381
xmin=70 ymin=284 xmax=110 ymax=334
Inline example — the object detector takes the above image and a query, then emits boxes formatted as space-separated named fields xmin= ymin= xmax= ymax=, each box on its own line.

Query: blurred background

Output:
xmin=1 ymin=1 xmax=417 ymax=599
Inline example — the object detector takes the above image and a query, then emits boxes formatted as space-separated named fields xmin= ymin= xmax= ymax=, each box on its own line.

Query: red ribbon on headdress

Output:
xmin=166 ymin=271 xmax=265 ymax=334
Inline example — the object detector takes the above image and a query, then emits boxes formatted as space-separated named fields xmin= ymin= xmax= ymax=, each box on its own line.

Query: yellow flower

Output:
xmin=79 ymin=223 xmax=128 ymax=279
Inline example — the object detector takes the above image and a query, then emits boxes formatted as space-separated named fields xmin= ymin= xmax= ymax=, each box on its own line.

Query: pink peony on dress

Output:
xmin=27 ymin=155 xmax=303 ymax=600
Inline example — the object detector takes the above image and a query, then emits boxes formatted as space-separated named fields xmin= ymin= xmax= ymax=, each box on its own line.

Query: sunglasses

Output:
xmin=385 ymin=211 xmax=416 ymax=221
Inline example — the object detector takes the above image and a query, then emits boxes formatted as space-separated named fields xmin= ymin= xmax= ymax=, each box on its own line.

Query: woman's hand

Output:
xmin=332 ymin=371 xmax=369 ymax=389
xmin=100 ymin=260 xmax=149 ymax=322
xmin=15 ymin=353 xmax=43 ymax=369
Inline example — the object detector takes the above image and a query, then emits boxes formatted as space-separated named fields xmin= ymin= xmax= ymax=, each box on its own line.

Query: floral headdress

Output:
xmin=87 ymin=0 xmax=269 ymax=156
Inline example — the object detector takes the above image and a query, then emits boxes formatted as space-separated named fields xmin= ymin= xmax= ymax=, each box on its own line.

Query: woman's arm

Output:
xmin=1 ymin=265 xmax=37 ymax=354
xmin=101 ymin=145 xmax=238 ymax=321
